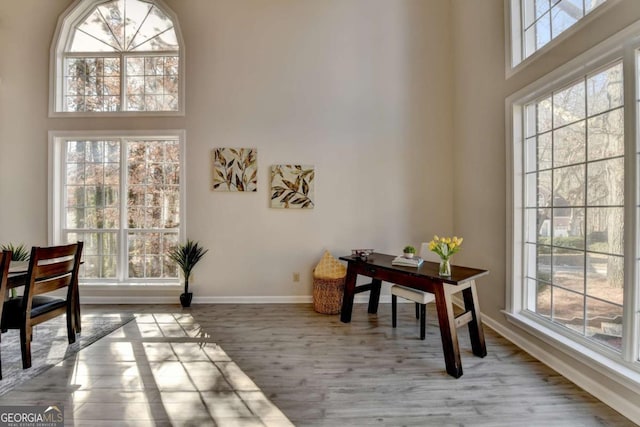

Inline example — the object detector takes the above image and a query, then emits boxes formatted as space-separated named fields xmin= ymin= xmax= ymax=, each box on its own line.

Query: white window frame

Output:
xmin=49 ymin=129 xmax=187 ymax=286
xmin=505 ymin=0 xmax=620 ymax=77
xmin=506 ymin=21 xmax=640 ymax=391
xmin=49 ymin=0 xmax=185 ymax=117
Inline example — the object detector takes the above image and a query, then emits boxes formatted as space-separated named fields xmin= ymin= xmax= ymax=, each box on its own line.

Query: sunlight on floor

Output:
xmin=0 ymin=312 xmax=294 ymax=426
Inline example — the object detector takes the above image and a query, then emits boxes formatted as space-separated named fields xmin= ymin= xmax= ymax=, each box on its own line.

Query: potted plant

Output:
xmin=403 ymin=245 xmax=416 ymax=259
xmin=168 ymin=240 xmax=209 ymax=307
xmin=0 ymin=243 xmax=30 ymax=298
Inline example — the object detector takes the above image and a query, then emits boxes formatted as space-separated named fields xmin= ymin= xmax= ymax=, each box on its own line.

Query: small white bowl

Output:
xmin=403 ymin=253 xmax=414 ymax=259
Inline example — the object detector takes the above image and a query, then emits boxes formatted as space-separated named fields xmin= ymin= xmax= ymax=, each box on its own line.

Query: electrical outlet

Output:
xmin=293 ymin=272 xmax=300 ymax=282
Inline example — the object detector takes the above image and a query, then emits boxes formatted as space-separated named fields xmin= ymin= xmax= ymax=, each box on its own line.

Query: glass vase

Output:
xmin=439 ymin=258 xmax=451 ymax=276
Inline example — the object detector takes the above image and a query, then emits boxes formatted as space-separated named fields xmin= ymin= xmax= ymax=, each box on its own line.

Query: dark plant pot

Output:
xmin=180 ymin=292 xmax=193 ymax=308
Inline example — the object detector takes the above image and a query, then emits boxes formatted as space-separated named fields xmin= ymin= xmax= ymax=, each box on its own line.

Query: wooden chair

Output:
xmin=390 ymin=243 xmax=437 ymax=340
xmin=0 ymin=251 xmax=11 ymax=378
xmin=1 ymin=243 xmax=82 ymax=369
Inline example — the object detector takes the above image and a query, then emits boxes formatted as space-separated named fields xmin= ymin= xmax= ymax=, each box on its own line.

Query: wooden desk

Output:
xmin=7 ymin=261 xmax=29 ymax=289
xmin=339 ymin=253 xmax=489 ymax=378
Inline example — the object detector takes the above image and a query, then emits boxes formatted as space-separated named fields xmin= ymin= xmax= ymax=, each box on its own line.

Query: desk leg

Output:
xmin=367 ymin=279 xmax=382 ymax=314
xmin=463 ymin=280 xmax=486 ymax=358
xmin=434 ymin=284 xmax=463 ymax=378
xmin=340 ymin=267 xmax=358 ymax=323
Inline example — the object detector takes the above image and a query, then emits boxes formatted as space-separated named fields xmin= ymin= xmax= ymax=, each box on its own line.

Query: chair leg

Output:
xmin=420 ymin=304 xmax=426 ymax=340
xmin=20 ymin=326 xmax=32 ymax=369
xmin=392 ymin=295 xmax=397 ymax=328
xmin=75 ymin=298 xmax=82 ymax=334
xmin=67 ymin=308 xmax=76 ymax=344
xmin=415 ymin=302 xmax=419 ymax=319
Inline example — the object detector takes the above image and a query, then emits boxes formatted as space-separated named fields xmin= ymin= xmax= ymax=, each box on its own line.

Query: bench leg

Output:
xmin=420 ymin=304 xmax=426 ymax=340
xmin=392 ymin=295 xmax=397 ymax=328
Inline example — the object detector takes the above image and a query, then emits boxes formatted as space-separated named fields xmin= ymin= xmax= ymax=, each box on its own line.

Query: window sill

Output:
xmin=79 ymin=282 xmax=181 ymax=290
xmin=49 ymin=111 xmax=185 ymax=118
xmin=503 ymin=310 xmax=640 ymax=395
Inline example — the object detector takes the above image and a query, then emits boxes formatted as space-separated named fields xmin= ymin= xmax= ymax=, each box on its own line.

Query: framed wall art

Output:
xmin=270 ymin=164 xmax=315 ymax=209
xmin=211 ymin=148 xmax=257 ymax=192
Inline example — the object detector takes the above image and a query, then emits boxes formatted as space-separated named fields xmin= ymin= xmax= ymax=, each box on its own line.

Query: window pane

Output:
xmin=553 ymin=80 xmax=586 ymax=127
xmin=64 ymin=232 xmax=117 ymax=279
xmin=552 ymin=287 xmax=585 ymax=334
xmin=587 ymin=108 xmax=624 ymax=161
xmin=127 ymin=139 xmax=180 ymax=230
xmin=537 ymin=132 xmax=552 ymax=170
xmin=125 ymin=56 xmax=179 ymax=112
xmin=537 ymin=208 xmax=552 ymax=241
xmin=552 ymin=247 xmax=584 ymax=293
xmin=586 ymin=207 xmax=623 ymax=254
xmin=538 ymin=244 xmax=551 ymax=282
xmin=552 ymin=207 xmax=583 ymax=249
xmin=553 ymin=122 xmax=585 ymax=167
xmin=586 ymin=297 xmax=622 ymax=350
xmin=586 ymin=158 xmax=624 ymax=206
xmin=537 ymin=97 xmax=553 ymax=133
xmin=128 ymin=231 xmax=178 ymax=279
xmin=535 ymin=12 xmax=552 ymax=51
xmin=63 ymin=57 xmax=121 ymax=112
xmin=551 ymin=0 xmax=583 ymax=39
xmin=536 ymin=280 xmax=552 ymax=318
xmin=586 ymin=254 xmax=623 ymax=304
xmin=587 ymin=63 xmax=623 ymax=116
xmin=554 ymin=164 xmax=585 ymax=206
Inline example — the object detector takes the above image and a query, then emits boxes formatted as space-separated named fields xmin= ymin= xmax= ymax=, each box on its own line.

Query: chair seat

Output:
xmin=2 ymin=295 xmax=66 ymax=328
xmin=390 ymin=285 xmax=435 ymax=305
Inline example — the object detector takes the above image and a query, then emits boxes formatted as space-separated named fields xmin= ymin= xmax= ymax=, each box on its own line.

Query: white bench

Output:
xmin=391 ymin=284 xmax=435 ymax=340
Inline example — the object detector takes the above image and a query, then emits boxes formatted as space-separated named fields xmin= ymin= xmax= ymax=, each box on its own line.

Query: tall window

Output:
xmin=510 ymin=0 xmax=609 ymax=68
xmin=509 ymin=26 xmax=640 ymax=372
xmin=523 ymin=62 xmax=624 ymax=350
xmin=51 ymin=0 xmax=183 ymax=114
xmin=50 ymin=132 xmax=185 ymax=284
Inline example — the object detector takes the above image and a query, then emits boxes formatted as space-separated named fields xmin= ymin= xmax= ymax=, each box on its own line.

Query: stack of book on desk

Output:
xmin=391 ymin=256 xmax=423 ymax=267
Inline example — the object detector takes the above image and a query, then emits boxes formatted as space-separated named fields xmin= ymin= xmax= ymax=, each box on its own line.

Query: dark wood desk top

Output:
xmin=339 ymin=253 xmax=488 ymax=285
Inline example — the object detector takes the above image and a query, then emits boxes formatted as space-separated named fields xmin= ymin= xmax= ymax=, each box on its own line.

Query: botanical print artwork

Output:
xmin=211 ymin=148 xmax=257 ymax=192
xmin=271 ymin=165 xmax=315 ymax=209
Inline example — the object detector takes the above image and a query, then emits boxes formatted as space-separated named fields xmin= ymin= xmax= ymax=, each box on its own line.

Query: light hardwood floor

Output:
xmin=0 ymin=303 xmax=636 ymax=426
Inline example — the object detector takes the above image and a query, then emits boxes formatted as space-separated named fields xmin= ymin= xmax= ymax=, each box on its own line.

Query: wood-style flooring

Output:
xmin=0 ymin=303 xmax=635 ymax=426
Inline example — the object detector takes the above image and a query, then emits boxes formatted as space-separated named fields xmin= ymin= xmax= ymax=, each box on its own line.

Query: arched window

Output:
xmin=50 ymin=0 xmax=184 ymax=115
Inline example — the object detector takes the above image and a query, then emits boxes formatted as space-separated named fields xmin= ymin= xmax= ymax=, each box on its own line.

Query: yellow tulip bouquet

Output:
xmin=428 ymin=235 xmax=463 ymax=276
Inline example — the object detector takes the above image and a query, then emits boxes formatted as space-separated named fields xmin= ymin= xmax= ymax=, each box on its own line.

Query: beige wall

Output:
xmin=0 ymin=0 xmax=453 ymax=298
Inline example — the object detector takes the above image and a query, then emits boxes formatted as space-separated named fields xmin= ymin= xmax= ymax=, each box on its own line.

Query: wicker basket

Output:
xmin=312 ymin=276 xmax=345 ymax=314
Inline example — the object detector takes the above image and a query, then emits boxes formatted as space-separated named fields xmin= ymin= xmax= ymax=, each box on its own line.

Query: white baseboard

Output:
xmin=81 ymin=294 xmax=398 ymax=305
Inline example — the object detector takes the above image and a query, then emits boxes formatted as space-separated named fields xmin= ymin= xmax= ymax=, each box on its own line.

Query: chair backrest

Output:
xmin=419 ymin=242 xmax=440 ymax=263
xmin=23 ymin=243 xmax=82 ymax=310
xmin=0 ymin=250 xmax=10 ymax=304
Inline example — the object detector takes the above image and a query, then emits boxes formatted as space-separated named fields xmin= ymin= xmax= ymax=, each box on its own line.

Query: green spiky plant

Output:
xmin=168 ymin=240 xmax=208 ymax=306
xmin=0 ymin=243 xmax=30 ymax=262
xmin=0 ymin=243 xmax=30 ymax=298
